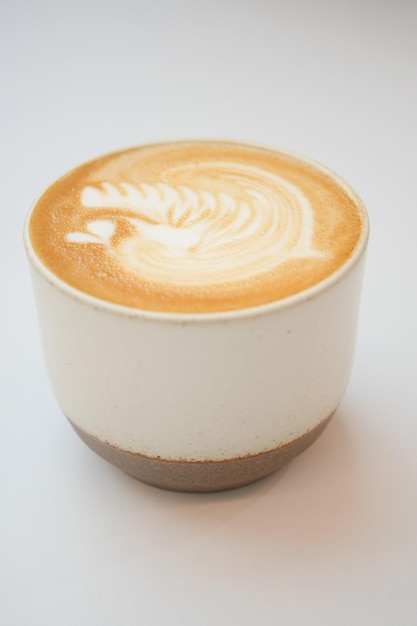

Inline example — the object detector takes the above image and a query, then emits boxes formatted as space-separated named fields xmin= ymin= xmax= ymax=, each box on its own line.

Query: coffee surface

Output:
xmin=29 ymin=141 xmax=365 ymax=313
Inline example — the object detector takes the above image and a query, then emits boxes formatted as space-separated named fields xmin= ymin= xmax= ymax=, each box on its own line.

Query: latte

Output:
xmin=29 ymin=141 xmax=365 ymax=313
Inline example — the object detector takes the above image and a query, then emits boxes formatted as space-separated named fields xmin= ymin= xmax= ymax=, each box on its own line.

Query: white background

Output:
xmin=1 ymin=1 xmax=417 ymax=624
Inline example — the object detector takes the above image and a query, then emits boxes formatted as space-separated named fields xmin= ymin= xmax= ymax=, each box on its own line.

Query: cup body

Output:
xmin=25 ymin=239 xmax=367 ymax=492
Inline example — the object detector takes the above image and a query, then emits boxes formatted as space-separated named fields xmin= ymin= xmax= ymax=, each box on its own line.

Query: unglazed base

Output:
xmin=68 ymin=414 xmax=333 ymax=492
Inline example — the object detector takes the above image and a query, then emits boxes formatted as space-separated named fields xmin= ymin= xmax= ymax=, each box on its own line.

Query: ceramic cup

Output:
xmin=24 ymin=148 xmax=369 ymax=492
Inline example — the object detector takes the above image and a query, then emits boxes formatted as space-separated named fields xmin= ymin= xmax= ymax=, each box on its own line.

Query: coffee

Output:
xmin=29 ymin=141 xmax=365 ymax=313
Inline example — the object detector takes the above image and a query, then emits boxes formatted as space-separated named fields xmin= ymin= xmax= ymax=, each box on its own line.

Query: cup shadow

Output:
xmin=109 ymin=407 xmax=416 ymax=569
xmin=73 ymin=405 xmax=415 ymax=575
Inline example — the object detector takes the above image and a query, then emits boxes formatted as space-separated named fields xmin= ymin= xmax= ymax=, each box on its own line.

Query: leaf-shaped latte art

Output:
xmin=67 ymin=166 xmax=322 ymax=286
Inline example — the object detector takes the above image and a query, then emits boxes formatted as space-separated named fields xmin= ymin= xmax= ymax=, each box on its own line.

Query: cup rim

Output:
xmin=23 ymin=140 xmax=370 ymax=323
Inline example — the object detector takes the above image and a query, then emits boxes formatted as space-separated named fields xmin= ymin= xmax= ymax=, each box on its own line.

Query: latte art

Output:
xmin=66 ymin=165 xmax=322 ymax=287
xmin=28 ymin=141 xmax=365 ymax=312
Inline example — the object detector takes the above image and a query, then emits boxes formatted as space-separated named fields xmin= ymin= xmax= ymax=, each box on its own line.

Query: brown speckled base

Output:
xmin=69 ymin=414 xmax=333 ymax=492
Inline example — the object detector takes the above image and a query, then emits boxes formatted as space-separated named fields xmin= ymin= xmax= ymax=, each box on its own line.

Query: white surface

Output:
xmin=1 ymin=1 xmax=416 ymax=624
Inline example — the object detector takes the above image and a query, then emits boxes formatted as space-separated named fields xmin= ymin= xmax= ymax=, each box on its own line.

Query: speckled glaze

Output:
xmin=24 ymin=147 xmax=369 ymax=492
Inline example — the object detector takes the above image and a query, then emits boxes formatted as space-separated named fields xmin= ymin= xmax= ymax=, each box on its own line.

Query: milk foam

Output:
xmin=29 ymin=141 xmax=365 ymax=313
xmin=66 ymin=163 xmax=323 ymax=286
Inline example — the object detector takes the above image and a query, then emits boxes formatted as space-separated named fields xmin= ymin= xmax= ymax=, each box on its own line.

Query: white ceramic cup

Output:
xmin=24 ymin=151 xmax=369 ymax=492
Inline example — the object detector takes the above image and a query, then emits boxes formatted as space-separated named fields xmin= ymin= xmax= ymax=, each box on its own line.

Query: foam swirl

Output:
xmin=66 ymin=163 xmax=321 ymax=286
